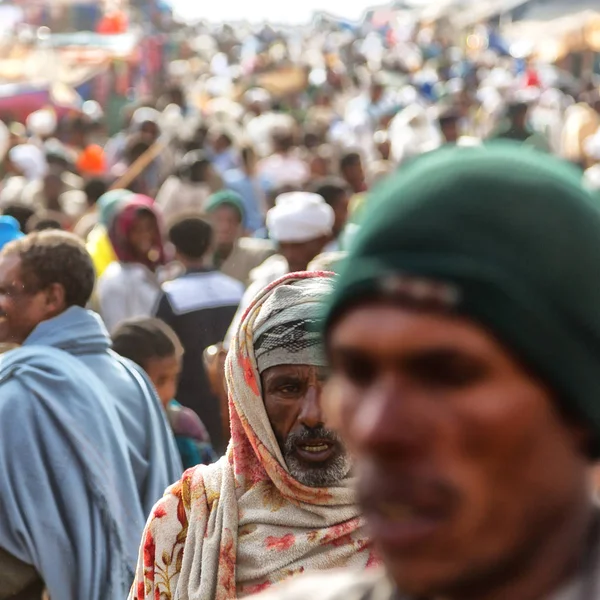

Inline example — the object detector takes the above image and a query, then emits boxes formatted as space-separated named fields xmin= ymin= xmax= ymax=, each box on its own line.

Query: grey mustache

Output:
xmin=285 ymin=426 xmax=341 ymax=451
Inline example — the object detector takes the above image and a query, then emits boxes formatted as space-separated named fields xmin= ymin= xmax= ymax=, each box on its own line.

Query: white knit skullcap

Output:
xmin=267 ymin=192 xmax=334 ymax=243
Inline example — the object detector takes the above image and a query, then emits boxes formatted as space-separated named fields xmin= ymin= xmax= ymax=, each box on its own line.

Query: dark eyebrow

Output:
xmin=330 ymin=345 xmax=484 ymax=368
xmin=264 ymin=374 xmax=304 ymax=390
xmin=328 ymin=345 xmax=370 ymax=363
xmin=403 ymin=347 xmax=477 ymax=366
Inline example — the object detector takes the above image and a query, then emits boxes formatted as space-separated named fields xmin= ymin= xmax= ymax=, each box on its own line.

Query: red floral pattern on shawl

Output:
xmin=129 ymin=272 xmax=378 ymax=600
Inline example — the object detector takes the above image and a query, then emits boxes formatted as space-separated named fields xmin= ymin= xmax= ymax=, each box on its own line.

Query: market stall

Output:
xmin=0 ymin=29 xmax=141 ymax=123
xmin=10 ymin=0 xmax=104 ymax=32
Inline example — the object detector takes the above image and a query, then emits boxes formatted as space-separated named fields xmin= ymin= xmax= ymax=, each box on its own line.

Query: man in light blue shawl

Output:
xmin=0 ymin=345 xmax=144 ymax=600
xmin=0 ymin=230 xmax=183 ymax=597
xmin=0 ymin=230 xmax=182 ymax=515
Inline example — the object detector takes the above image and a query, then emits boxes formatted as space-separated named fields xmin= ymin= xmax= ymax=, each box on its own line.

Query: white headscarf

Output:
xmin=267 ymin=192 xmax=334 ymax=243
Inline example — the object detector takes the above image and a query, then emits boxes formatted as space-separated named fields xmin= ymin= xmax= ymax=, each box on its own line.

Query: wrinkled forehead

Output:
xmin=0 ymin=252 xmax=23 ymax=283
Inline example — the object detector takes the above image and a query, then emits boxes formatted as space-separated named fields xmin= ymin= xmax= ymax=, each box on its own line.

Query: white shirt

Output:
xmin=96 ymin=262 xmax=161 ymax=333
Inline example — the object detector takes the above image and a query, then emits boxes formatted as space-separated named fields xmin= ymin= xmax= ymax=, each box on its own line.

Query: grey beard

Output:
xmin=283 ymin=426 xmax=352 ymax=488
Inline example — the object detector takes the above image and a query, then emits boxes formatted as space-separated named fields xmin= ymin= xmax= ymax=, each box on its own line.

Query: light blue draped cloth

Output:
xmin=0 ymin=345 xmax=144 ymax=600
xmin=23 ymin=307 xmax=183 ymax=517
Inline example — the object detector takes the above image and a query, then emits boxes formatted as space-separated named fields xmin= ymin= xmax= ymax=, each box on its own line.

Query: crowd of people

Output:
xmin=2 ymin=10 xmax=600 ymax=600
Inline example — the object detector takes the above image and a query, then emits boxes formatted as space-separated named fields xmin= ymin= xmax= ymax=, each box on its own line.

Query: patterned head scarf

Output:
xmin=129 ymin=272 xmax=377 ymax=600
xmin=253 ymin=277 xmax=329 ymax=374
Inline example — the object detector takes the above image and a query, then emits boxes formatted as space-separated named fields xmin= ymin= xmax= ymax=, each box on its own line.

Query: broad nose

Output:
xmin=298 ymin=383 xmax=324 ymax=430
xmin=350 ymin=374 xmax=429 ymax=458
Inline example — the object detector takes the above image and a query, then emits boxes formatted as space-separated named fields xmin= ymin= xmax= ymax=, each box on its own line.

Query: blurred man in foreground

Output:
xmin=252 ymin=144 xmax=600 ymax=599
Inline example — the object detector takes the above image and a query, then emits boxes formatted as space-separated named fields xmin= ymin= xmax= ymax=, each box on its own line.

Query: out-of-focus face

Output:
xmin=210 ymin=205 xmax=242 ymax=248
xmin=128 ymin=211 xmax=159 ymax=261
xmin=370 ymin=83 xmax=385 ymax=104
xmin=262 ymin=364 xmax=350 ymax=487
xmin=145 ymin=354 xmax=182 ymax=407
xmin=249 ymin=101 xmax=264 ymax=116
xmin=331 ymin=193 xmax=350 ymax=238
xmin=511 ymin=106 xmax=529 ymax=130
xmin=140 ymin=121 xmax=160 ymax=144
xmin=189 ymin=160 xmax=212 ymax=183
xmin=376 ymin=138 xmax=392 ymax=161
xmin=342 ymin=159 xmax=366 ymax=193
xmin=43 ymin=174 xmax=63 ymax=204
xmin=243 ymin=148 xmax=257 ymax=172
xmin=279 ymin=237 xmax=327 ymax=273
xmin=303 ymin=133 xmax=320 ymax=150
xmin=70 ymin=127 xmax=87 ymax=149
xmin=212 ymin=134 xmax=230 ymax=154
xmin=0 ymin=254 xmax=64 ymax=344
xmin=315 ymin=93 xmax=332 ymax=107
xmin=169 ymin=89 xmax=185 ymax=108
xmin=310 ymin=155 xmax=330 ymax=178
xmin=441 ymin=120 xmax=460 ymax=144
xmin=326 ymin=302 xmax=588 ymax=598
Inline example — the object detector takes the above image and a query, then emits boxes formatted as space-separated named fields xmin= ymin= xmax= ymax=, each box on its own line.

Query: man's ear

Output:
xmin=44 ymin=282 xmax=66 ymax=315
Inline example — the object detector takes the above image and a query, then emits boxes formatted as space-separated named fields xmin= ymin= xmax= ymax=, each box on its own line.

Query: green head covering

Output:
xmin=205 ymin=190 xmax=245 ymax=224
xmin=97 ymin=189 xmax=134 ymax=228
xmin=325 ymin=143 xmax=600 ymax=458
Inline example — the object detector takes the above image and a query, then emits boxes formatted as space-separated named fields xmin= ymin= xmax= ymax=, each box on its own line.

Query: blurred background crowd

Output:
xmin=2 ymin=0 xmax=600 ymax=597
xmin=1 ymin=0 xmax=600 ymax=480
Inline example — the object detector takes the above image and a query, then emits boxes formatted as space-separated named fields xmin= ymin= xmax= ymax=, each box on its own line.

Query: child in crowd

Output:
xmin=112 ymin=317 xmax=218 ymax=469
xmin=96 ymin=195 xmax=166 ymax=333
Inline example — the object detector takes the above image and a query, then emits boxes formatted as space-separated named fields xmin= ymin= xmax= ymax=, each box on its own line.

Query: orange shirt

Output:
xmin=97 ymin=11 xmax=128 ymax=35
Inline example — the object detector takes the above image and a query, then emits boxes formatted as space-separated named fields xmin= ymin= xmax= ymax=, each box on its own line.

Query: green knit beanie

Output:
xmin=325 ymin=143 xmax=600 ymax=458
xmin=205 ymin=190 xmax=245 ymax=223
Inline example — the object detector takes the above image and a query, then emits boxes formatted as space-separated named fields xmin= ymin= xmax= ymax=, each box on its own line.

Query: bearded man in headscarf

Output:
xmin=130 ymin=272 xmax=376 ymax=600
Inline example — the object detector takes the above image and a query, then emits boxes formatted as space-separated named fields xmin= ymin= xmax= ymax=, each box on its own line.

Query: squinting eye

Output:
xmin=278 ymin=384 xmax=301 ymax=395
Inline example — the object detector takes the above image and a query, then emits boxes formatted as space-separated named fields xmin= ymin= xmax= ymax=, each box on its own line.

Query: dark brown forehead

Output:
xmin=261 ymin=364 xmax=327 ymax=381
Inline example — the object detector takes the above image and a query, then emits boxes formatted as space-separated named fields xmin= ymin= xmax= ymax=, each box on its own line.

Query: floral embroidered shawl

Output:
xmin=129 ymin=272 xmax=377 ymax=600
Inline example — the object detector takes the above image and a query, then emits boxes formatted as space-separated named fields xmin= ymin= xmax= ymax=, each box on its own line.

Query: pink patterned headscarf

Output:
xmin=129 ymin=272 xmax=377 ymax=600
xmin=109 ymin=195 xmax=166 ymax=271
